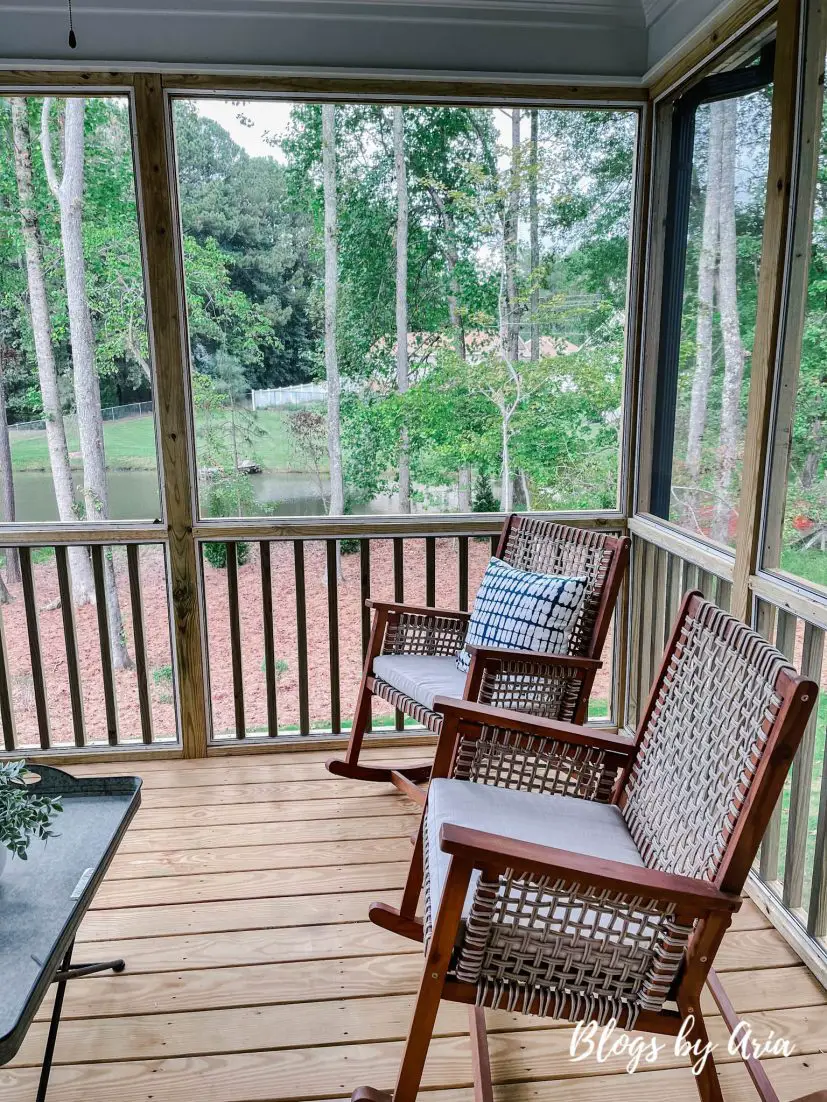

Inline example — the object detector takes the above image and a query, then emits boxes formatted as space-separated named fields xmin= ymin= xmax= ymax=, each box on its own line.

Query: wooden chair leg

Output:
xmin=706 ymin=969 xmax=780 ymax=1102
xmin=677 ymin=992 xmax=724 ymax=1102
xmin=327 ymin=672 xmax=432 ymax=786
xmin=469 ymin=1006 xmax=494 ymax=1102
xmin=353 ymin=856 xmax=473 ymax=1102
xmin=368 ymin=810 xmax=425 ymax=938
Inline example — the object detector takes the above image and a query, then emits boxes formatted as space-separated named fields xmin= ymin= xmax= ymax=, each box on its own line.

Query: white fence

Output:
xmin=251 ymin=383 xmax=327 ymax=410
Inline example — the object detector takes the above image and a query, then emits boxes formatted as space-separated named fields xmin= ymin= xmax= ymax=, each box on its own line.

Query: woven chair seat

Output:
xmin=373 ymin=655 xmax=466 ymax=712
xmin=424 ymin=777 xmax=650 ymax=937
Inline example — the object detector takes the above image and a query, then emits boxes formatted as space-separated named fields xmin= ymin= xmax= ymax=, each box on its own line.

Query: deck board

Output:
xmin=4 ymin=747 xmax=824 ymax=1102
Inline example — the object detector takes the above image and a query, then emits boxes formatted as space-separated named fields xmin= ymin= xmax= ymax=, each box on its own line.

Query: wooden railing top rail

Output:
xmin=194 ymin=511 xmax=626 ymax=542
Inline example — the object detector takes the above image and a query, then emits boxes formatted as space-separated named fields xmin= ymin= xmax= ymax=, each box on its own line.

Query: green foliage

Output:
xmin=152 ymin=664 xmax=173 ymax=685
xmin=472 ymin=471 xmax=499 ymax=512
xmin=203 ymin=541 xmax=251 ymax=570
xmin=0 ymin=760 xmax=62 ymax=860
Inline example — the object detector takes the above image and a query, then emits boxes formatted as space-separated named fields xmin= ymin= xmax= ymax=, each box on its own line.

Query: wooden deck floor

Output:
xmin=2 ymin=746 xmax=826 ymax=1101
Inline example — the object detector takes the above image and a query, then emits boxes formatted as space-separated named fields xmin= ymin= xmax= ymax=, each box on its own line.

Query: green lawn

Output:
xmin=9 ymin=409 xmax=299 ymax=472
xmin=779 ymin=547 xmax=827 ymax=591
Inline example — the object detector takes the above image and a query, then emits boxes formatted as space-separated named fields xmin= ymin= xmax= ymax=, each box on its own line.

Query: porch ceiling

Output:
xmin=0 ymin=0 xmax=737 ymax=82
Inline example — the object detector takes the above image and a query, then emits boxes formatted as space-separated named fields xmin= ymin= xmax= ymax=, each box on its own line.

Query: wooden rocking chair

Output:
xmin=326 ymin=516 xmax=630 ymax=800
xmin=351 ymin=591 xmax=818 ymax=1102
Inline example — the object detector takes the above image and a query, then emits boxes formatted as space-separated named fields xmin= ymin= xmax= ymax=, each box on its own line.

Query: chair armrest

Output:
xmin=366 ymin=599 xmax=471 ymax=622
xmin=439 ymin=824 xmax=742 ymax=916
xmin=432 ymin=697 xmax=635 ymax=758
xmin=466 ymin=645 xmax=601 ymax=672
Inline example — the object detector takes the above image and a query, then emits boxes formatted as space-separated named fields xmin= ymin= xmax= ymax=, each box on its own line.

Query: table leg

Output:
xmin=35 ymin=939 xmax=126 ymax=1102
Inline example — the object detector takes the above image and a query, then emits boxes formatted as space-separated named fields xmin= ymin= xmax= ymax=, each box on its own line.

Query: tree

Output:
xmin=529 ymin=109 xmax=540 ymax=363
xmin=394 ymin=106 xmax=411 ymax=513
xmin=322 ymin=105 xmax=345 ymax=574
xmin=712 ymin=99 xmax=745 ymax=543
xmin=503 ymin=109 xmax=521 ymax=364
xmin=0 ymin=348 xmax=20 ymax=588
xmin=9 ymin=97 xmax=94 ymax=604
xmin=41 ymin=97 xmax=132 ymax=669
xmin=685 ymin=101 xmax=724 ymax=492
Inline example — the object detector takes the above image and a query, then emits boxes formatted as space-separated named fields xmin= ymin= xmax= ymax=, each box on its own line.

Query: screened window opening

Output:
xmin=0 ymin=95 xmax=161 ymax=524
xmin=649 ymin=49 xmax=774 ymax=549
xmin=171 ymin=100 xmax=638 ymax=520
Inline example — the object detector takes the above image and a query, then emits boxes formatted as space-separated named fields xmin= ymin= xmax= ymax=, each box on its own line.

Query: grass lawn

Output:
xmin=9 ymin=409 xmax=301 ymax=472
xmin=780 ymin=547 xmax=827 ymax=591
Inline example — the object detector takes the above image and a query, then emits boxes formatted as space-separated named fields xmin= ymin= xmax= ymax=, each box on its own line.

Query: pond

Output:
xmin=7 ymin=469 xmax=424 ymax=522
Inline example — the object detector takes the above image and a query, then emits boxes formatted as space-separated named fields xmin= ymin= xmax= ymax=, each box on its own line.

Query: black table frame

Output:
xmin=36 ymin=939 xmax=127 ymax=1102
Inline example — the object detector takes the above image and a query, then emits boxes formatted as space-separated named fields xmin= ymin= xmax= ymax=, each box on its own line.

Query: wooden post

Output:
xmin=731 ymin=0 xmax=807 ymax=622
xmin=131 ymin=74 xmax=208 ymax=757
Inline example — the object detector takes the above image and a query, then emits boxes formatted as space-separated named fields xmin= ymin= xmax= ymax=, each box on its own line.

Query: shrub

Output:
xmin=203 ymin=541 xmax=251 ymax=570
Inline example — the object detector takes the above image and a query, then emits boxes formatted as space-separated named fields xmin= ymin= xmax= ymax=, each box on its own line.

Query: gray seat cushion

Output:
xmin=373 ymin=654 xmax=467 ymax=712
xmin=425 ymin=778 xmax=645 ymax=923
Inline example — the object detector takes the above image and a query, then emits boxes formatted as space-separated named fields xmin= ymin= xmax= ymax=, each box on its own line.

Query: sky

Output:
xmin=193 ymin=98 xmax=514 ymax=162
xmin=194 ymin=98 xmax=293 ymax=161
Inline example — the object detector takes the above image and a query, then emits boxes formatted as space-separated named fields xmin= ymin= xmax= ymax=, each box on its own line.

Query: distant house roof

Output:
xmin=383 ymin=331 xmax=579 ymax=363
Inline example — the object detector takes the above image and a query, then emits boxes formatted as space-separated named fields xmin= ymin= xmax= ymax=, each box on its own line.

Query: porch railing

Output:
xmin=629 ymin=516 xmax=827 ymax=987
xmin=0 ymin=537 xmax=176 ymax=753
xmin=200 ymin=523 xmax=619 ymax=741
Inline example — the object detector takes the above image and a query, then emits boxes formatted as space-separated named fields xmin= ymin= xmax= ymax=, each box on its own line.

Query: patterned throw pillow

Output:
xmin=456 ymin=557 xmax=587 ymax=674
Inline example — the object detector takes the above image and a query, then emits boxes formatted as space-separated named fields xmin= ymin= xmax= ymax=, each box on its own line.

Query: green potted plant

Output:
xmin=0 ymin=761 xmax=62 ymax=876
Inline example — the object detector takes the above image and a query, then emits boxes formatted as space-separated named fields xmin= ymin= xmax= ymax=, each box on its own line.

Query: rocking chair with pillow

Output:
xmin=351 ymin=591 xmax=818 ymax=1102
xmin=326 ymin=516 xmax=630 ymax=801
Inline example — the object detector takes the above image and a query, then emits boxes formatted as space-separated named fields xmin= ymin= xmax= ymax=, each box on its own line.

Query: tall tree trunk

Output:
xmin=42 ymin=97 xmax=132 ymax=668
xmin=426 ymin=186 xmax=471 ymax=507
xmin=10 ymin=97 xmax=94 ymax=605
xmin=393 ymin=107 xmax=411 ymax=514
xmin=500 ymin=411 xmax=513 ymax=512
xmin=529 ymin=109 xmax=540 ymax=362
xmin=0 ymin=348 xmax=20 ymax=586
xmin=685 ymin=100 xmax=725 ymax=495
xmin=322 ymin=105 xmax=345 ymax=579
xmin=712 ymin=101 xmax=745 ymax=545
xmin=504 ymin=109 xmax=521 ymax=363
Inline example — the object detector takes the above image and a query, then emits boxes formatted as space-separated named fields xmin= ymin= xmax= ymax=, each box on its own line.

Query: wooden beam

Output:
xmin=162 ymin=73 xmax=647 ymax=103
xmin=647 ymin=0 xmax=776 ymax=101
xmin=132 ymin=73 xmax=208 ymax=757
xmin=732 ymin=0 xmax=807 ymax=622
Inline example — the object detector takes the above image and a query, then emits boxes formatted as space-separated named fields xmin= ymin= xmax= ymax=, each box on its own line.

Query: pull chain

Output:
xmin=67 ymin=0 xmax=77 ymax=48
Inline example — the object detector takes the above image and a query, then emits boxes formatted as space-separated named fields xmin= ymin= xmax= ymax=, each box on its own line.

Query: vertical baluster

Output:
xmin=55 ymin=545 xmax=85 ymax=747
xmin=783 ymin=621 xmax=824 ymax=912
xmin=664 ymin=553 xmax=680 ymax=645
xmin=226 ymin=542 xmax=246 ymax=739
xmin=763 ymin=609 xmax=797 ymax=883
xmin=808 ymin=630 xmax=827 ymax=934
xmin=260 ymin=541 xmax=278 ymax=738
xmin=326 ymin=540 xmax=340 ymax=735
xmin=757 ymin=599 xmax=781 ymax=882
xmin=360 ymin=539 xmax=371 ymax=734
xmin=490 ymin=533 xmax=498 ymax=557
xmin=126 ymin=545 xmax=153 ymax=744
xmin=89 ymin=546 xmax=118 ymax=746
xmin=425 ymin=537 xmax=436 ymax=607
xmin=393 ymin=538 xmax=405 ymax=732
xmin=717 ymin=578 xmax=732 ymax=611
xmin=19 ymin=548 xmax=51 ymax=748
xmin=683 ymin=562 xmax=700 ymax=592
xmin=0 ymin=598 xmax=16 ymax=751
xmin=650 ymin=546 xmax=667 ymax=673
xmin=457 ymin=536 xmax=469 ymax=612
xmin=294 ymin=540 xmax=310 ymax=736
xmin=627 ymin=538 xmax=645 ymax=728
xmin=637 ymin=541 xmax=654 ymax=709
xmin=695 ymin=568 xmax=712 ymax=599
